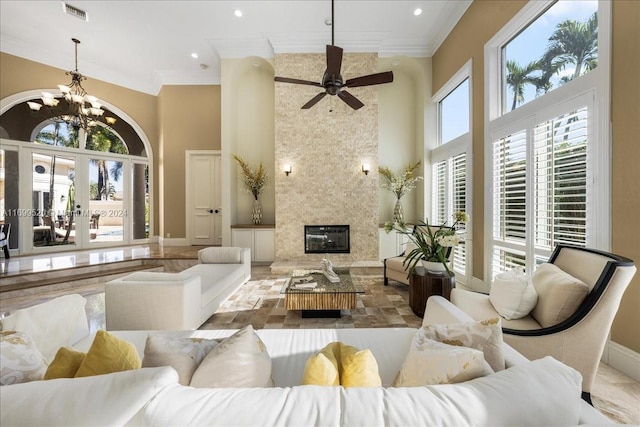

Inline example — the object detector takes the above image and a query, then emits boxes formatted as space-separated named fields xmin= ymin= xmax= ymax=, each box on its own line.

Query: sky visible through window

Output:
xmin=440 ymin=78 xmax=469 ymax=144
xmin=439 ymin=0 xmax=597 ymax=143
xmin=503 ymin=0 xmax=597 ymax=111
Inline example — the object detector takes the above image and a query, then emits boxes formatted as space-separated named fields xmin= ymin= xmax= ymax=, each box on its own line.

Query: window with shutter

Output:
xmin=432 ymin=65 xmax=471 ymax=285
xmin=489 ymin=99 xmax=591 ymax=278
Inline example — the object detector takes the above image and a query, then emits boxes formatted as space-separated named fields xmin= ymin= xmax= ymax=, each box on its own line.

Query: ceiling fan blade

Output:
xmin=345 ymin=71 xmax=394 ymax=88
xmin=274 ymin=76 xmax=322 ymax=87
xmin=301 ymin=92 xmax=328 ymax=109
xmin=326 ymin=45 xmax=343 ymax=77
xmin=337 ymin=90 xmax=364 ymax=110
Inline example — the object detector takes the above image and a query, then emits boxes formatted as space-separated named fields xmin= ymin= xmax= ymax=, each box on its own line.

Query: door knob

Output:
xmin=208 ymin=209 xmax=214 ymax=213
xmin=214 ymin=209 xmax=220 ymax=214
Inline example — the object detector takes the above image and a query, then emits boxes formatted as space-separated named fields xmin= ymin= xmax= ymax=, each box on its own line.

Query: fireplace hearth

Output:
xmin=305 ymin=225 xmax=350 ymax=254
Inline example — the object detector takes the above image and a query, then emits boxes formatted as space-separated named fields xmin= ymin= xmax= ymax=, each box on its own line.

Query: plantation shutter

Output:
xmin=451 ymin=153 xmax=467 ymax=275
xmin=534 ymin=107 xmax=588 ymax=250
xmin=432 ymin=160 xmax=448 ymax=225
xmin=492 ymin=130 xmax=527 ymax=274
xmin=432 ymin=154 xmax=468 ymax=276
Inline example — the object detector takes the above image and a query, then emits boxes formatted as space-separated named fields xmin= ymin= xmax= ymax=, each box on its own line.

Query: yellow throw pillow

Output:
xmin=339 ymin=343 xmax=381 ymax=388
xmin=44 ymin=347 xmax=86 ymax=379
xmin=302 ymin=342 xmax=381 ymax=387
xmin=75 ymin=330 xmax=141 ymax=377
xmin=302 ymin=342 xmax=340 ymax=386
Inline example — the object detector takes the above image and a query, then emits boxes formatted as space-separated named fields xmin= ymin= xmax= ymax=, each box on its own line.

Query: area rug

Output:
xmin=200 ymin=272 xmax=423 ymax=330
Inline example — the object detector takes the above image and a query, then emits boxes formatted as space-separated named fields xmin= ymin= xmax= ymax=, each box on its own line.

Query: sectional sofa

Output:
xmin=0 ymin=293 xmax=612 ymax=426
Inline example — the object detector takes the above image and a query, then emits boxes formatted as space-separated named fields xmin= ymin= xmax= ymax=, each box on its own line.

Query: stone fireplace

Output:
xmin=274 ymin=52 xmax=379 ymax=264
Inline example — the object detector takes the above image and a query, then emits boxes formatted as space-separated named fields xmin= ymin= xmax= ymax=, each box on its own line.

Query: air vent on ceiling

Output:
xmin=62 ymin=2 xmax=89 ymax=21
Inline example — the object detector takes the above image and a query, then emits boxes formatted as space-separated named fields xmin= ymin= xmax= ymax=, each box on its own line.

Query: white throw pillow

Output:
xmin=393 ymin=331 xmax=493 ymax=386
xmin=489 ymin=267 xmax=538 ymax=320
xmin=142 ymin=334 xmax=219 ymax=385
xmin=190 ymin=325 xmax=274 ymax=388
xmin=421 ymin=318 xmax=506 ymax=372
xmin=531 ymin=263 xmax=589 ymax=328
xmin=0 ymin=294 xmax=86 ymax=362
xmin=0 ymin=331 xmax=47 ymax=385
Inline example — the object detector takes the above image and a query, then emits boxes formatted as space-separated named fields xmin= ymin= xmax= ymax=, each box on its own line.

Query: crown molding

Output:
xmin=208 ymin=37 xmax=274 ymax=59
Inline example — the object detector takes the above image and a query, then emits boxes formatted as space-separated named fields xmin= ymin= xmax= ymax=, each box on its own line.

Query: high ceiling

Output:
xmin=0 ymin=1 xmax=471 ymax=95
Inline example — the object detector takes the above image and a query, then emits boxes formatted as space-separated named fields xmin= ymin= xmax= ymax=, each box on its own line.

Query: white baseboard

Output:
xmin=605 ymin=341 xmax=640 ymax=382
xmin=162 ymin=237 xmax=188 ymax=247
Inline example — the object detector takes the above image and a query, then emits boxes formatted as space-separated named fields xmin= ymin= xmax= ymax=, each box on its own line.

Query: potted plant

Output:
xmin=232 ymin=154 xmax=268 ymax=224
xmin=395 ymin=211 xmax=468 ymax=276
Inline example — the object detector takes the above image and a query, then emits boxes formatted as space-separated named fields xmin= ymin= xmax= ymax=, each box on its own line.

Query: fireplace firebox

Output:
xmin=304 ymin=225 xmax=350 ymax=254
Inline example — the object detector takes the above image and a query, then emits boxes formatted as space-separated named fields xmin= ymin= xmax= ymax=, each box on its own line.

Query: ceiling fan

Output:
xmin=274 ymin=0 xmax=394 ymax=110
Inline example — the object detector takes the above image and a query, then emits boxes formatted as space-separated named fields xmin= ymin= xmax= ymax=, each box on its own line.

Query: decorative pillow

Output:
xmin=393 ymin=333 xmax=493 ymax=386
xmin=339 ymin=343 xmax=382 ymax=388
xmin=421 ymin=318 xmax=505 ymax=372
xmin=74 ymin=330 xmax=141 ymax=377
xmin=302 ymin=341 xmax=381 ymax=387
xmin=199 ymin=247 xmax=242 ymax=264
xmin=302 ymin=342 xmax=340 ymax=386
xmin=142 ymin=334 xmax=219 ymax=385
xmin=45 ymin=347 xmax=86 ymax=379
xmin=190 ymin=325 xmax=273 ymax=388
xmin=489 ymin=267 xmax=538 ymax=320
xmin=531 ymin=263 xmax=589 ymax=328
xmin=0 ymin=331 xmax=47 ymax=385
xmin=0 ymin=294 xmax=87 ymax=362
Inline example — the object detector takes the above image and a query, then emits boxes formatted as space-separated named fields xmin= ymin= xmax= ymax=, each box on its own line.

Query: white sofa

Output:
xmin=0 ymin=295 xmax=612 ymax=426
xmin=105 ymin=247 xmax=251 ymax=330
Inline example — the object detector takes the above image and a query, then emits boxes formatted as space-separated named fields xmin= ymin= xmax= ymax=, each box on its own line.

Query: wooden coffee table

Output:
xmin=280 ymin=269 xmax=364 ymax=318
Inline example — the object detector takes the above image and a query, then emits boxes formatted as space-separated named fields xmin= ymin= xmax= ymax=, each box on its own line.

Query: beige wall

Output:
xmin=378 ymin=56 xmax=430 ymax=224
xmin=157 ymin=85 xmax=221 ymax=238
xmin=432 ymin=0 xmax=640 ymax=353
xmin=610 ymin=0 xmax=640 ymax=352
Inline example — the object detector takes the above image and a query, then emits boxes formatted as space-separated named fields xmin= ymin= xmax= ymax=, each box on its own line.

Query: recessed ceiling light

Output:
xmin=414 ymin=8 xmax=422 ymax=16
xmin=234 ymin=9 xmax=243 ymax=17
xmin=191 ymin=53 xmax=199 ymax=59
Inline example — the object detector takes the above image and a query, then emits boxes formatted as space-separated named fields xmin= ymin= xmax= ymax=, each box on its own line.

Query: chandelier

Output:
xmin=27 ymin=38 xmax=116 ymax=131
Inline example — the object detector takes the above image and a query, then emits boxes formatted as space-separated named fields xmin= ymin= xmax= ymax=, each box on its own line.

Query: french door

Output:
xmin=17 ymin=143 xmax=148 ymax=254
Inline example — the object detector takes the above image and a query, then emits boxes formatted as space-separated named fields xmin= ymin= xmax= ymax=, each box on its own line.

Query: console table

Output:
xmin=409 ymin=267 xmax=456 ymax=318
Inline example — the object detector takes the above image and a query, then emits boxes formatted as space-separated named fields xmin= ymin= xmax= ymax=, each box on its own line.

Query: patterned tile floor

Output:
xmin=201 ymin=267 xmax=423 ymax=330
xmin=1 ymin=248 xmax=638 ymax=424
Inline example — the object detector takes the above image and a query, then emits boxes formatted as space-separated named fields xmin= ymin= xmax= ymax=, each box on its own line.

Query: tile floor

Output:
xmin=1 ymin=245 xmax=638 ymax=424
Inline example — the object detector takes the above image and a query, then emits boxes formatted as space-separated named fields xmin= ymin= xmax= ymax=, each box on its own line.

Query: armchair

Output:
xmin=383 ymin=225 xmax=452 ymax=286
xmin=450 ymin=244 xmax=636 ymax=403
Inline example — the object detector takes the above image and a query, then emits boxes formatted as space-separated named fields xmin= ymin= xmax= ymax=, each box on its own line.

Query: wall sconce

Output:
xmin=284 ymin=164 xmax=292 ymax=176
xmin=361 ymin=163 xmax=371 ymax=175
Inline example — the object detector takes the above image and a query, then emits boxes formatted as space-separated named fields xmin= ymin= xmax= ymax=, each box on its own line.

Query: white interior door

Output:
xmin=187 ymin=151 xmax=221 ymax=246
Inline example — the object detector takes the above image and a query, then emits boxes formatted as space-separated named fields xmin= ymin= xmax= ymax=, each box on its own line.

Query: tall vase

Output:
xmin=393 ymin=198 xmax=404 ymax=224
xmin=252 ymin=198 xmax=263 ymax=225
